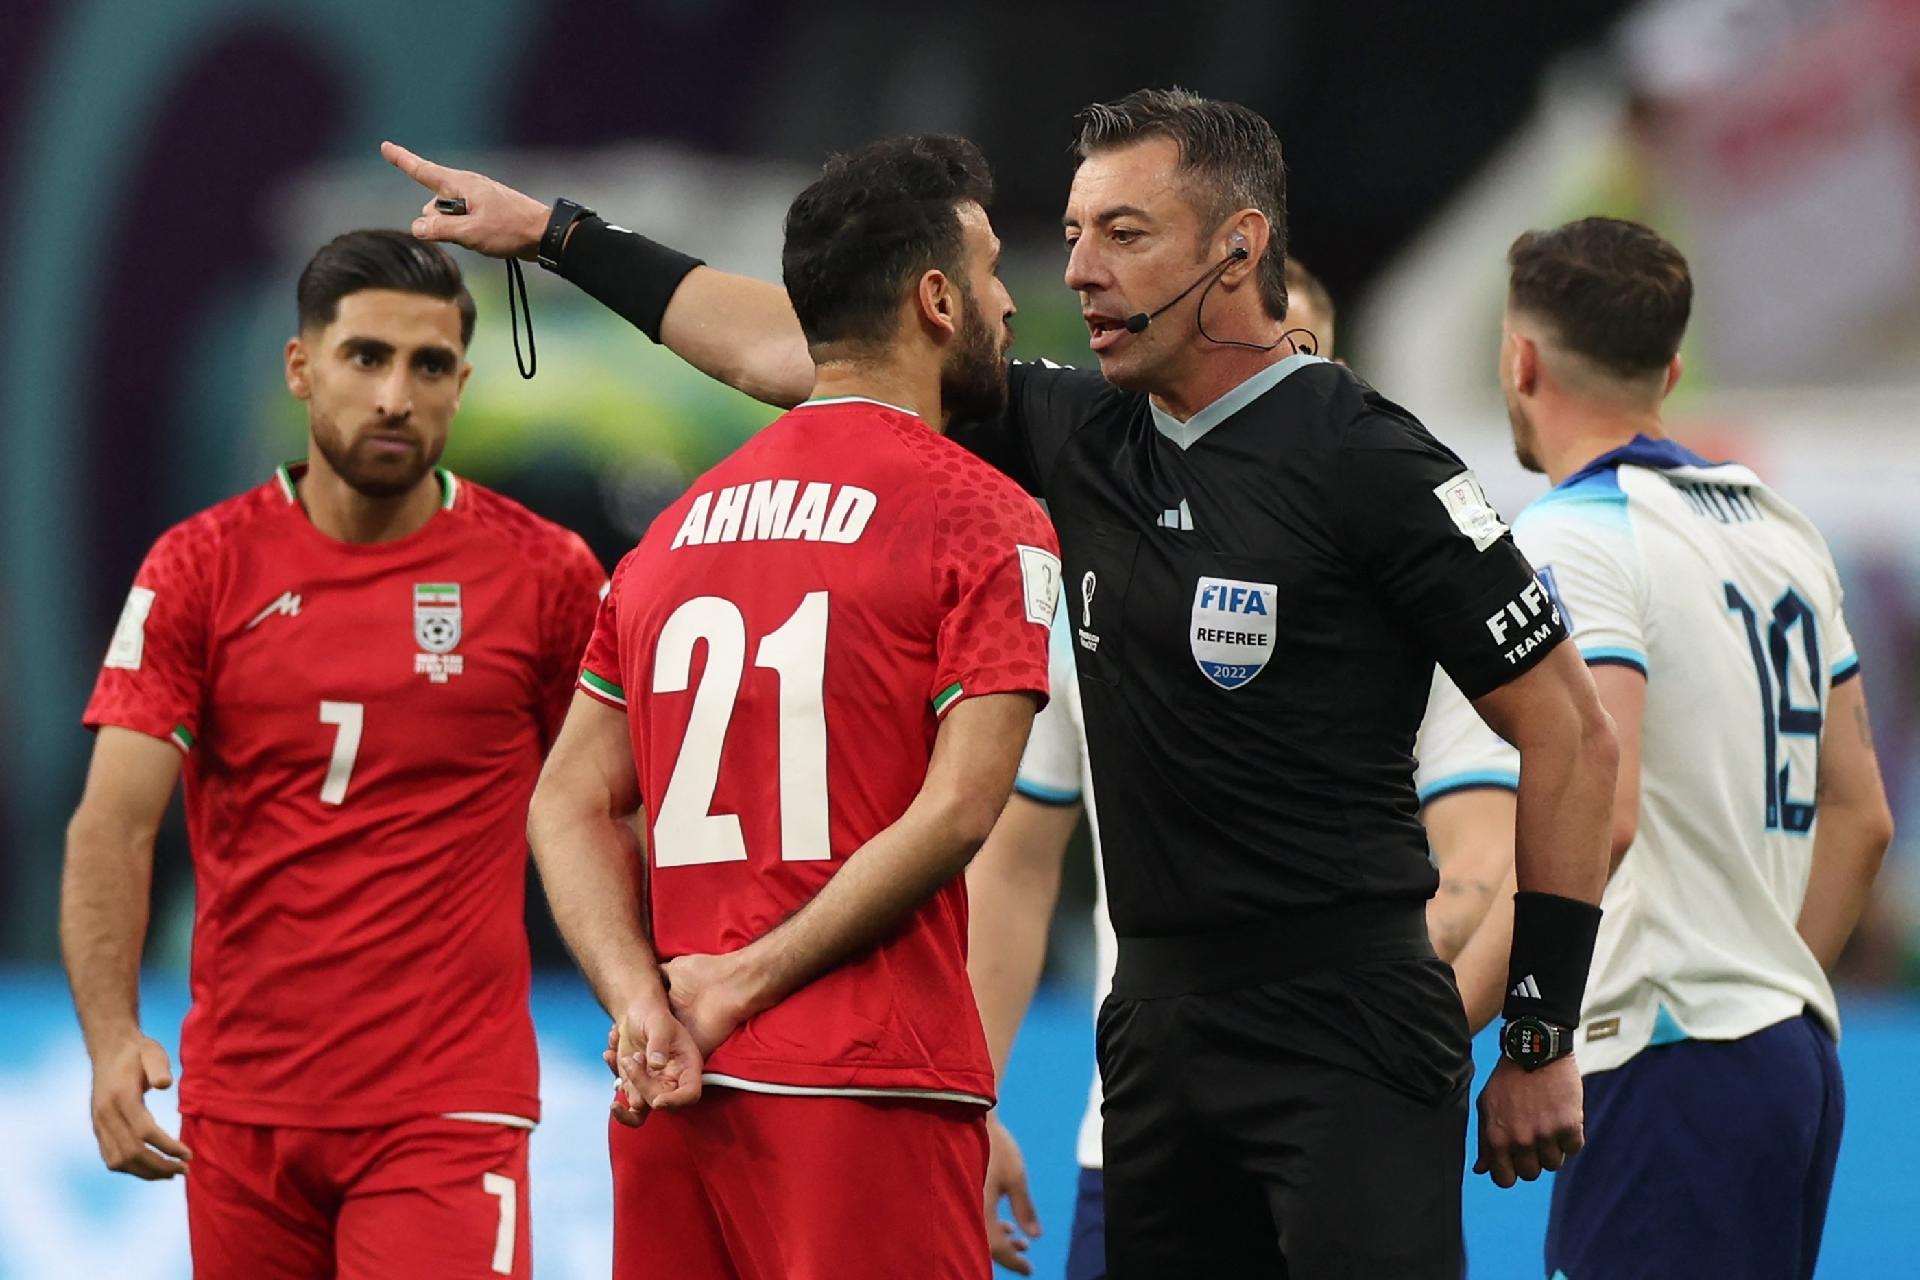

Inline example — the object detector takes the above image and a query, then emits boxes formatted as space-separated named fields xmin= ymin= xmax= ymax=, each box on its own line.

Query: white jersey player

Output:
xmin=1426 ymin=439 xmax=1862 ymax=1066
xmin=1420 ymin=217 xmax=1892 ymax=1280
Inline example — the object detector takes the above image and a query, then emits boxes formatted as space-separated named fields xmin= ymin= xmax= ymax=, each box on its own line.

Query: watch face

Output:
xmin=1504 ymin=1018 xmax=1551 ymax=1067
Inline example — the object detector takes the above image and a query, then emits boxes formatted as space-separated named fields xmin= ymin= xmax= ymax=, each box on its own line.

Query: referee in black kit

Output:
xmin=388 ymin=88 xmax=1619 ymax=1277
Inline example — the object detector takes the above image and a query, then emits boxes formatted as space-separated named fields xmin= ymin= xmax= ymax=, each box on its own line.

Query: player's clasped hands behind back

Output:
xmin=604 ymin=1001 xmax=704 ymax=1125
xmin=601 ymin=951 xmax=761 ymax=1123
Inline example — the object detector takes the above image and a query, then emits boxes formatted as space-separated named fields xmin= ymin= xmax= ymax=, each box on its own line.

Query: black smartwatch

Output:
xmin=537 ymin=198 xmax=596 ymax=271
xmin=1500 ymin=1015 xmax=1573 ymax=1071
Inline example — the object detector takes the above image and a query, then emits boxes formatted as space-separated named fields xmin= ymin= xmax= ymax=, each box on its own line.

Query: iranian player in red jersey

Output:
xmin=60 ymin=231 xmax=604 ymax=1279
xmin=526 ymin=137 xmax=1059 ymax=1280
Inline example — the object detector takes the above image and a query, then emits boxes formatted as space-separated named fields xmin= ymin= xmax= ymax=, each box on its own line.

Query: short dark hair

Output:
xmin=781 ymin=135 xmax=995 ymax=352
xmin=1507 ymin=217 xmax=1691 ymax=379
xmin=296 ymin=229 xmax=476 ymax=346
xmin=1073 ymin=87 xmax=1289 ymax=321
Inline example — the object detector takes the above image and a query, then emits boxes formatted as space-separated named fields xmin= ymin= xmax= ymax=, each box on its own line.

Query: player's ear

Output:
xmin=285 ymin=336 xmax=312 ymax=401
xmin=1510 ymin=333 xmax=1539 ymax=398
xmin=915 ymin=269 xmax=958 ymax=342
xmin=1662 ymin=353 xmax=1683 ymax=398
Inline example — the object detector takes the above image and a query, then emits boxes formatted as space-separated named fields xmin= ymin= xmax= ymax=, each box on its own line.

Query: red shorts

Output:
xmin=610 ymin=1087 xmax=989 ymax=1280
xmin=180 ymin=1114 xmax=531 ymax=1279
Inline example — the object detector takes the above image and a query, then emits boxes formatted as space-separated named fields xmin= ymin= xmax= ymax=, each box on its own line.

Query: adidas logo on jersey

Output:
xmin=1157 ymin=500 xmax=1194 ymax=531
xmin=1509 ymin=974 xmax=1542 ymax=1001
xmin=245 ymin=591 xmax=303 ymax=630
xmin=670 ymin=480 xmax=877 ymax=549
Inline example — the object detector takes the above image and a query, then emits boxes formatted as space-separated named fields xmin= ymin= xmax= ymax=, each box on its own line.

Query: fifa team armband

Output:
xmin=551 ymin=214 xmax=705 ymax=344
xmin=1501 ymin=890 xmax=1602 ymax=1030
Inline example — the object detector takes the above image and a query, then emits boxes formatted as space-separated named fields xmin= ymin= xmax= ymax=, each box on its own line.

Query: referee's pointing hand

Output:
xmin=381 ymin=141 xmax=549 ymax=262
xmin=1474 ymin=1055 xmax=1585 ymax=1189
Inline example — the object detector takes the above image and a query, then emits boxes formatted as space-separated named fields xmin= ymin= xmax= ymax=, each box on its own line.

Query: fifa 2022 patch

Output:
xmin=1433 ymin=470 xmax=1508 ymax=552
xmin=1190 ymin=576 xmax=1276 ymax=690
xmin=1017 ymin=544 xmax=1062 ymax=626
xmin=104 ymin=586 xmax=157 ymax=670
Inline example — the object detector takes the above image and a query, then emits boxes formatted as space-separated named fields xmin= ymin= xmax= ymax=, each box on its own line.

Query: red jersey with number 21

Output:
xmin=578 ymin=397 xmax=1060 ymax=1104
xmin=83 ymin=465 xmax=605 ymax=1128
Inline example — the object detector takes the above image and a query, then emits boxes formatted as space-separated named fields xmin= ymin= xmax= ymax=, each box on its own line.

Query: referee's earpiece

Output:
xmin=1228 ymin=233 xmax=1249 ymax=261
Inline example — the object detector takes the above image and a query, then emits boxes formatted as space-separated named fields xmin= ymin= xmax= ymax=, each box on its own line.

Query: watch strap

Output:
xmin=538 ymin=198 xmax=596 ymax=271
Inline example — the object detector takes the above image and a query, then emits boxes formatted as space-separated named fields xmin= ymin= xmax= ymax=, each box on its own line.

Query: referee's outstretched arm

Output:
xmin=1466 ymin=641 xmax=1617 ymax=1188
xmin=384 ymin=142 xmax=817 ymax=410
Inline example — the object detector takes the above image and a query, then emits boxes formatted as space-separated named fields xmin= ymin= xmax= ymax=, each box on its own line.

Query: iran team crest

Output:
xmin=413 ymin=582 xmax=464 ymax=682
xmin=1190 ymin=576 xmax=1276 ymax=690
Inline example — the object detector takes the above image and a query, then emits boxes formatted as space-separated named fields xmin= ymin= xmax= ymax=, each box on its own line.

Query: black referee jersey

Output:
xmin=951 ymin=354 xmax=1567 ymax=940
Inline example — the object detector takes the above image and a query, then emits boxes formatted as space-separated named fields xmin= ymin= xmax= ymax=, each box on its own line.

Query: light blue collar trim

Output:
xmin=1148 ymin=354 xmax=1327 ymax=451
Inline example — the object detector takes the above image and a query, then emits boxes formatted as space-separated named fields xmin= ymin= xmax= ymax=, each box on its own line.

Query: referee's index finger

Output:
xmin=380 ymin=141 xmax=451 ymax=190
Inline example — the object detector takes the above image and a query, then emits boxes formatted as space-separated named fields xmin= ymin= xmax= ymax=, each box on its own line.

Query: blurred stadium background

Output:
xmin=4 ymin=0 xmax=1919 ymax=1275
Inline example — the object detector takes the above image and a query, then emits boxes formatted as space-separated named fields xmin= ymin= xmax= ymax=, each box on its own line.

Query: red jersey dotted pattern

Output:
xmin=579 ymin=398 xmax=1057 ymax=1102
xmin=84 ymin=466 xmax=605 ymax=1127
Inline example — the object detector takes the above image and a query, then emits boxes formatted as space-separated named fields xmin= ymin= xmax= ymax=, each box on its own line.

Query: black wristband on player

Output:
xmin=1500 ymin=890 xmax=1603 ymax=1029
xmin=552 ymin=216 xmax=705 ymax=344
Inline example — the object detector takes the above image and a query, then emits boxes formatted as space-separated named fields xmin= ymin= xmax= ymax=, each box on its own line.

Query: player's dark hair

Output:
xmin=781 ymin=135 xmax=995 ymax=353
xmin=1507 ymin=217 xmax=1691 ymax=379
xmin=1073 ymin=87 xmax=1290 ymax=321
xmin=296 ymin=229 xmax=476 ymax=346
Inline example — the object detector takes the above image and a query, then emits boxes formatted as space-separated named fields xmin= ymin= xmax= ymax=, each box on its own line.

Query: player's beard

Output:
xmin=940 ymin=282 xmax=1011 ymax=425
xmin=1506 ymin=391 xmax=1544 ymax=475
xmin=310 ymin=411 xmax=444 ymax=499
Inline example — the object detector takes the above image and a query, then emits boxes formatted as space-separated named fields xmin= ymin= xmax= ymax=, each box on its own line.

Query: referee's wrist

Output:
xmin=1498 ymin=1013 xmax=1575 ymax=1071
xmin=549 ymin=213 xmax=706 ymax=343
xmin=1500 ymin=890 xmax=1602 ymax=1028
xmin=535 ymin=197 xmax=596 ymax=270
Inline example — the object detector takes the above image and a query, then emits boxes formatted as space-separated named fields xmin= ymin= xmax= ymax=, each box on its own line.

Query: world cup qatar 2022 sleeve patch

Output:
xmin=1433 ymin=471 xmax=1509 ymax=552
xmin=1017 ymin=544 xmax=1062 ymax=626
xmin=104 ymin=586 xmax=158 ymax=670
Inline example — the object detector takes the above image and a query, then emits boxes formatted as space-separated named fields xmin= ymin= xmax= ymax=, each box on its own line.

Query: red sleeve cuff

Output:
xmin=83 ymin=711 xmax=196 ymax=753
xmin=931 ymin=665 xmax=1050 ymax=718
xmin=576 ymin=668 xmax=628 ymax=710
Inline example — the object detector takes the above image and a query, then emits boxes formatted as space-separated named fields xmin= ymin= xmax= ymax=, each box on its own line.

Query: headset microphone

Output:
xmin=1122 ymin=245 xmax=1249 ymax=334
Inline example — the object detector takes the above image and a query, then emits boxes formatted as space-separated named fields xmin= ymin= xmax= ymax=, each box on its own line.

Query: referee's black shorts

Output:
xmin=1097 ymin=902 xmax=1472 ymax=1279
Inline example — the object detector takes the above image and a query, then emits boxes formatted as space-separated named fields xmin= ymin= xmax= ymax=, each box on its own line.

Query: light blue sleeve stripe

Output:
xmin=1417 ymin=770 xmax=1520 ymax=805
xmin=1580 ymin=645 xmax=1649 ymax=674
xmin=1014 ymin=778 xmax=1081 ymax=806
xmin=1831 ymin=654 xmax=1861 ymax=683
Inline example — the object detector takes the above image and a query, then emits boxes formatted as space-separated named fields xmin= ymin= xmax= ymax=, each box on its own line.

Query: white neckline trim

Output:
xmin=441 ymin=1111 xmax=537 ymax=1130
xmin=273 ymin=462 xmax=459 ymax=510
xmin=796 ymin=395 xmax=923 ymax=419
xmin=700 ymin=1072 xmax=990 ymax=1107
xmin=1148 ymin=353 xmax=1327 ymax=451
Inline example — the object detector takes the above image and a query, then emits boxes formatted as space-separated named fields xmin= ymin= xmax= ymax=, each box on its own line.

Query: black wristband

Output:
xmin=553 ymin=217 xmax=705 ymax=344
xmin=1501 ymin=890 xmax=1602 ymax=1029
